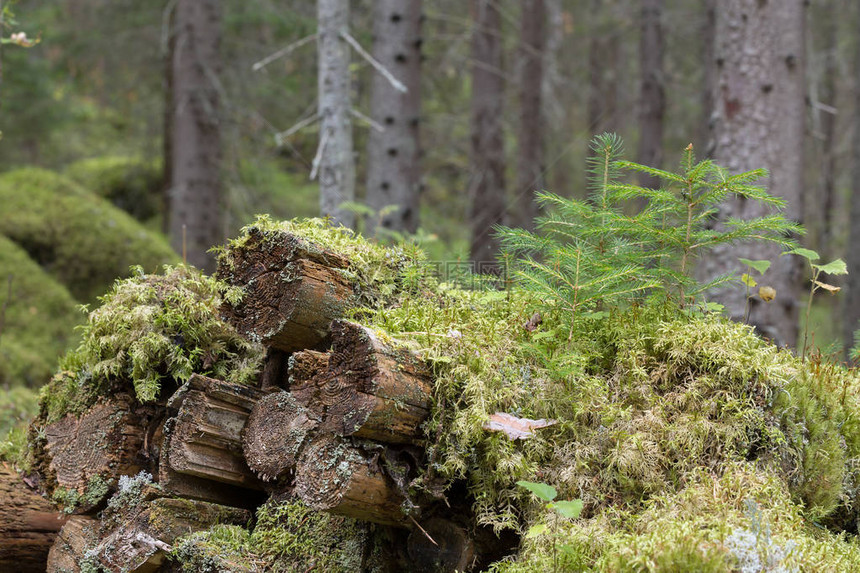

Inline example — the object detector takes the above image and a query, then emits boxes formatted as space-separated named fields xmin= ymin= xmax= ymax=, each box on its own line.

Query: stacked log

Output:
xmin=3 ymin=228 xmax=504 ymax=572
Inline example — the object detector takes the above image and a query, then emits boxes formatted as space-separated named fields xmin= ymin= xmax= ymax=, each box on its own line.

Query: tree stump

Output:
xmin=217 ymin=227 xmax=355 ymax=352
xmin=0 ymin=467 xmax=68 ymax=572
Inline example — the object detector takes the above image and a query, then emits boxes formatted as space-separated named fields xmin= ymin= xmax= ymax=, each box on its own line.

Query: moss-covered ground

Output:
xmin=11 ymin=218 xmax=860 ymax=571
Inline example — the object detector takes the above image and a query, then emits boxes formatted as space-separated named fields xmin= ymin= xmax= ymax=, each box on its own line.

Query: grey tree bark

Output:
xmin=636 ymin=0 xmax=664 ymax=189
xmin=168 ymin=0 xmax=223 ymax=273
xmin=317 ymin=0 xmax=355 ymax=229
xmin=469 ymin=0 xmax=506 ymax=268
xmin=515 ymin=0 xmax=545 ymax=232
xmin=587 ymin=0 xmax=619 ymax=136
xmin=842 ymin=3 xmax=860 ymax=355
xmin=700 ymin=0 xmax=716 ymax=155
xmin=365 ymin=0 xmax=422 ymax=236
xmin=698 ymin=0 xmax=806 ymax=347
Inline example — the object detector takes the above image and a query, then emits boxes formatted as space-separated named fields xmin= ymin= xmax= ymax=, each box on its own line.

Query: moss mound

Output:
xmin=0 ymin=167 xmax=179 ymax=302
xmin=0 ymin=235 xmax=83 ymax=387
xmin=39 ymin=265 xmax=264 ymax=424
xmin=64 ymin=155 xmax=163 ymax=223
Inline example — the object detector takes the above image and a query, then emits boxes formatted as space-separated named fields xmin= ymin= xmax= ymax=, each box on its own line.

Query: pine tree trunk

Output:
xmin=469 ymin=0 xmax=506 ymax=269
xmin=636 ymin=0 xmax=664 ymax=189
xmin=168 ymin=0 xmax=223 ymax=272
xmin=699 ymin=0 xmax=806 ymax=347
xmin=587 ymin=0 xmax=619 ymax=136
xmin=318 ymin=0 xmax=356 ymax=229
xmin=366 ymin=0 xmax=422 ymax=235
xmin=700 ymin=0 xmax=716 ymax=155
xmin=515 ymin=0 xmax=545 ymax=232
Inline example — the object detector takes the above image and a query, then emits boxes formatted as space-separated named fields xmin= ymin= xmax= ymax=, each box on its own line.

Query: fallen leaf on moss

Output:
xmin=483 ymin=412 xmax=556 ymax=440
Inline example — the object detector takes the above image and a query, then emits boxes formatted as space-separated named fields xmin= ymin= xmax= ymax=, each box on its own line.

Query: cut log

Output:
xmin=288 ymin=350 xmax=330 ymax=414
xmin=91 ymin=493 xmax=250 ymax=573
xmin=294 ymin=434 xmax=409 ymax=527
xmin=36 ymin=394 xmax=153 ymax=513
xmin=0 ymin=467 xmax=68 ymax=572
xmin=45 ymin=516 xmax=99 ymax=573
xmin=259 ymin=348 xmax=289 ymax=391
xmin=318 ymin=320 xmax=433 ymax=444
xmin=243 ymin=391 xmax=320 ymax=483
xmin=162 ymin=374 xmax=266 ymax=494
xmin=217 ymin=227 xmax=355 ymax=352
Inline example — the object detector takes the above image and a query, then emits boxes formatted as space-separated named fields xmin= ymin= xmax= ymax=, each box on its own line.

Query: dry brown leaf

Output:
xmin=483 ymin=412 xmax=557 ymax=440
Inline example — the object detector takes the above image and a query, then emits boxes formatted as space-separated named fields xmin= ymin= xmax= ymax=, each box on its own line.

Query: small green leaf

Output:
xmin=517 ymin=480 xmax=557 ymax=502
xmin=525 ymin=523 xmax=549 ymax=539
xmin=738 ymin=258 xmax=771 ymax=275
xmin=788 ymin=247 xmax=820 ymax=262
xmin=815 ymin=259 xmax=848 ymax=276
xmin=741 ymin=274 xmax=757 ymax=288
xmin=703 ymin=302 xmax=725 ymax=313
xmin=550 ymin=499 xmax=584 ymax=519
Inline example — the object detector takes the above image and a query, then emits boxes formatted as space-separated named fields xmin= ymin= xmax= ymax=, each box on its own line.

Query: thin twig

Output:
xmin=275 ymin=112 xmax=320 ymax=145
xmin=252 ymin=34 xmax=317 ymax=71
xmin=340 ymin=30 xmax=407 ymax=93
xmin=351 ymin=108 xmax=385 ymax=133
xmin=409 ymin=515 xmax=438 ymax=547
xmin=160 ymin=0 xmax=178 ymax=55
xmin=309 ymin=127 xmax=330 ymax=181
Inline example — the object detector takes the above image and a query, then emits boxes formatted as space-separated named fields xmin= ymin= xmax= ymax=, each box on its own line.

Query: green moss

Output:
xmin=64 ymin=155 xmax=163 ymax=223
xmin=0 ymin=167 xmax=179 ymax=302
xmin=170 ymin=498 xmax=369 ymax=572
xmin=0 ymin=235 xmax=83 ymax=387
xmin=0 ymin=385 xmax=38 ymax=468
xmin=39 ymin=265 xmax=264 ymax=422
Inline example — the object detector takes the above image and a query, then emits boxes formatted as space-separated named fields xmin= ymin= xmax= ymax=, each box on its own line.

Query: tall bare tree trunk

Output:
xmin=162 ymin=0 xmax=176 ymax=235
xmin=699 ymin=0 xmax=806 ymax=347
xmin=587 ymin=0 xmax=619 ymax=136
xmin=843 ymin=4 xmax=860 ymax=356
xmin=700 ymin=0 xmax=717 ymax=155
xmin=469 ymin=0 xmax=506 ymax=268
xmin=318 ymin=0 xmax=355 ymax=229
xmin=366 ymin=0 xmax=422 ymax=235
xmin=637 ymin=0 xmax=664 ymax=189
xmin=168 ymin=0 xmax=222 ymax=273
xmin=515 ymin=0 xmax=545 ymax=232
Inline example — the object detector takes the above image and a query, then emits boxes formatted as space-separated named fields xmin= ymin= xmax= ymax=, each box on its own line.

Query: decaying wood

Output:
xmin=0 ymin=467 xmax=68 ymax=572
xmin=243 ymin=391 xmax=320 ymax=483
xmin=294 ymin=434 xmax=409 ymax=527
xmin=407 ymin=518 xmax=476 ymax=573
xmin=45 ymin=516 xmax=99 ymax=573
xmin=317 ymin=320 xmax=433 ymax=444
xmin=162 ymin=374 xmax=265 ymax=492
xmin=91 ymin=495 xmax=250 ymax=573
xmin=38 ymin=394 xmax=150 ymax=512
xmin=217 ymin=227 xmax=355 ymax=352
xmin=288 ymin=350 xmax=330 ymax=414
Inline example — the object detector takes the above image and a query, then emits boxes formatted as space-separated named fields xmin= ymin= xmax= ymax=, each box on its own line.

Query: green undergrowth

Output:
xmin=0 ymin=385 xmax=38 ymax=469
xmin=0 ymin=167 xmax=178 ymax=302
xmin=64 ymin=155 xmax=164 ymax=224
xmin=217 ymin=215 xmax=428 ymax=309
xmin=359 ymin=274 xmax=860 ymax=568
xmin=169 ymin=497 xmax=371 ymax=572
xmin=38 ymin=265 xmax=264 ymax=423
xmin=0 ymin=235 xmax=83 ymax=387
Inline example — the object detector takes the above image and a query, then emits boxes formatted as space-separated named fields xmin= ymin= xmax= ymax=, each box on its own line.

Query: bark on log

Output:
xmin=37 ymin=394 xmax=153 ymax=513
xmin=315 ymin=320 xmax=433 ymax=444
xmin=294 ymin=434 xmax=409 ymax=527
xmin=90 ymin=496 xmax=250 ymax=573
xmin=46 ymin=516 xmax=99 ymax=573
xmin=0 ymin=467 xmax=68 ymax=572
xmin=161 ymin=374 xmax=265 ymax=494
xmin=243 ymin=391 xmax=320 ymax=483
xmin=217 ymin=227 xmax=355 ymax=352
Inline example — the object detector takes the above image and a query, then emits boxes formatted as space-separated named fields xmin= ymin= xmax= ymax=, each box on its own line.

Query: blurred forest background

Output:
xmin=0 ymin=0 xmax=858 ymax=416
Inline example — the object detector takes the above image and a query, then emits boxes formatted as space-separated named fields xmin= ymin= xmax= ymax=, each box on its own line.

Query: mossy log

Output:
xmin=45 ymin=516 xmax=99 ymax=573
xmin=160 ymin=374 xmax=266 ymax=499
xmin=0 ymin=467 xmax=68 ymax=572
xmin=309 ymin=320 xmax=433 ymax=445
xmin=217 ymin=227 xmax=355 ymax=352
xmin=294 ymin=434 xmax=409 ymax=527
xmin=37 ymin=394 xmax=154 ymax=513
xmin=243 ymin=391 xmax=320 ymax=483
